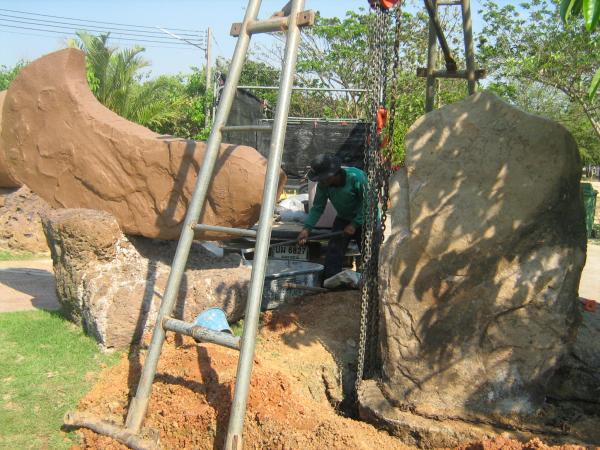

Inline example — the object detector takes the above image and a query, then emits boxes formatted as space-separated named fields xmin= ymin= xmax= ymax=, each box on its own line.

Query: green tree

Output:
xmin=479 ymin=0 xmax=600 ymax=139
xmin=560 ymin=0 xmax=600 ymax=96
xmin=0 ymin=61 xmax=26 ymax=91
xmin=67 ymin=31 xmax=182 ymax=130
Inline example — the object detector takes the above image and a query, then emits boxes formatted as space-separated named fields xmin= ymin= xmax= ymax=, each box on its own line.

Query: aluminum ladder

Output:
xmin=82 ymin=1 xmax=313 ymax=449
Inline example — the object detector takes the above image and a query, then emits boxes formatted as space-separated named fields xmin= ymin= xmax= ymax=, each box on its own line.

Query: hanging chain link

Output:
xmin=355 ymin=2 xmax=403 ymax=397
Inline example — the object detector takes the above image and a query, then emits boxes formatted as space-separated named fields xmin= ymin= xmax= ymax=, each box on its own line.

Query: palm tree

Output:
xmin=67 ymin=31 xmax=181 ymax=130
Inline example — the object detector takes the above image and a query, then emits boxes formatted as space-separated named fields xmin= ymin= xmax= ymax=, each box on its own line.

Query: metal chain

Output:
xmin=355 ymin=2 xmax=403 ymax=396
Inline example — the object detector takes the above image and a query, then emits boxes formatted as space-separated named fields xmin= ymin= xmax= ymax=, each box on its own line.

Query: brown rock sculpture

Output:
xmin=42 ymin=208 xmax=251 ymax=349
xmin=360 ymin=92 xmax=586 ymax=446
xmin=2 ymin=49 xmax=284 ymax=240
xmin=0 ymin=90 xmax=20 ymax=187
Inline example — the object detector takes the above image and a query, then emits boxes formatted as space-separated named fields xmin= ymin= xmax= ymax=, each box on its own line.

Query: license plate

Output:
xmin=271 ymin=244 xmax=308 ymax=260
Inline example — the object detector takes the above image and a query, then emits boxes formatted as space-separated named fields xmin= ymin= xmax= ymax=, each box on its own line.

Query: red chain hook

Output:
xmin=368 ymin=0 xmax=401 ymax=10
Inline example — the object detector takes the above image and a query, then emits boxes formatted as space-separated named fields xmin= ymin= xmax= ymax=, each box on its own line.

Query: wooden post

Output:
xmin=425 ymin=0 xmax=437 ymax=112
xmin=461 ymin=0 xmax=476 ymax=95
xmin=205 ymin=27 xmax=213 ymax=127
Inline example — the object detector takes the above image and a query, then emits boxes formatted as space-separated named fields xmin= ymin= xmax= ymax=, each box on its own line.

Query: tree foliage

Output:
xmin=479 ymin=0 xmax=600 ymax=163
xmin=0 ymin=61 xmax=26 ymax=91
xmin=560 ymin=0 xmax=600 ymax=97
xmin=67 ymin=32 xmax=188 ymax=131
xmin=479 ymin=0 xmax=599 ymax=137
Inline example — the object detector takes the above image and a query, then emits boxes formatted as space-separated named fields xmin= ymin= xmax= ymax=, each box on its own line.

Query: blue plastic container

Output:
xmin=193 ymin=307 xmax=233 ymax=334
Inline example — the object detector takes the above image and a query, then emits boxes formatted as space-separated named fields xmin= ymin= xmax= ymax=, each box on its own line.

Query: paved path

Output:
xmin=0 ymin=259 xmax=60 ymax=312
xmin=580 ymin=242 xmax=600 ymax=301
xmin=0 ymin=243 xmax=597 ymax=313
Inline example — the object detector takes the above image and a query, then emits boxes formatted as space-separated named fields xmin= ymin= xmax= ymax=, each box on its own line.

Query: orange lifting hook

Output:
xmin=369 ymin=0 xmax=402 ymax=10
xmin=376 ymin=106 xmax=388 ymax=134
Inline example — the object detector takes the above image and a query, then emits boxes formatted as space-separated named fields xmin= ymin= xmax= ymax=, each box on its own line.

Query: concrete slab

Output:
xmin=580 ymin=242 xmax=600 ymax=301
xmin=0 ymin=258 xmax=60 ymax=313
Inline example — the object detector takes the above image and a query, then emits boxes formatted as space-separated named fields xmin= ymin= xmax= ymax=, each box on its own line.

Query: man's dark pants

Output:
xmin=324 ymin=216 xmax=363 ymax=279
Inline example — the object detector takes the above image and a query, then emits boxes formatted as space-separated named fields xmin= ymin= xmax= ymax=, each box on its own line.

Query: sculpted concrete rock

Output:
xmin=42 ymin=208 xmax=251 ymax=349
xmin=0 ymin=90 xmax=20 ymax=187
xmin=2 ymin=49 xmax=284 ymax=240
xmin=362 ymin=92 xmax=586 ymax=445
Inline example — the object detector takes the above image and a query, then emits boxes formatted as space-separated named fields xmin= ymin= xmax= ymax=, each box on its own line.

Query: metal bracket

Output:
xmin=230 ymin=10 xmax=314 ymax=36
xmin=417 ymin=68 xmax=487 ymax=79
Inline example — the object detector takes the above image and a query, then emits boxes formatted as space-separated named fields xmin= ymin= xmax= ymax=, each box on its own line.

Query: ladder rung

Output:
xmin=194 ymin=224 xmax=257 ymax=237
xmin=230 ymin=10 xmax=315 ymax=37
xmin=163 ymin=317 xmax=240 ymax=350
xmin=221 ymin=125 xmax=273 ymax=133
xmin=416 ymin=68 xmax=487 ymax=80
xmin=436 ymin=0 xmax=462 ymax=5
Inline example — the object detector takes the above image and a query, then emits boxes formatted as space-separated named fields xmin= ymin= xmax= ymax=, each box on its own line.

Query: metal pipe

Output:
xmin=64 ymin=411 xmax=159 ymax=450
xmin=224 ymin=1 xmax=305 ymax=448
xmin=238 ymin=85 xmax=367 ymax=93
xmin=268 ymin=231 xmax=344 ymax=249
xmin=425 ymin=0 xmax=437 ymax=113
xmin=461 ymin=0 xmax=476 ymax=94
xmin=230 ymin=10 xmax=314 ymax=36
xmin=123 ymin=0 xmax=263 ymax=434
xmin=423 ymin=0 xmax=457 ymax=72
xmin=417 ymin=68 xmax=486 ymax=79
xmin=262 ymin=117 xmax=365 ymax=123
xmin=162 ymin=318 xmax=240 ymax=350
xmin=221 ymin=125 xmax=272 ymax=132
xmin=193 ymin=224 xmax=257 ymax=237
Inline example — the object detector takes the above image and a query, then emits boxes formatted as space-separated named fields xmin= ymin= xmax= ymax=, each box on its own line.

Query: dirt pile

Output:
xmin=73 ymin=292 xmax=411 ymax=450
xmin=449 ymin=436 xmax=586 ymax=450
xmin=71 ymin=292 xmax=599 ymax=450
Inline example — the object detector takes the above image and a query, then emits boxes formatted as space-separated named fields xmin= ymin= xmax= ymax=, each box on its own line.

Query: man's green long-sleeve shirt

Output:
xmin=304 ymin=167 xmax=367 ymax=230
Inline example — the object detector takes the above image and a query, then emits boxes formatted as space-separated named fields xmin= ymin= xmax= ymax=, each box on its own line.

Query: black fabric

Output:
xmin=324 ymin=216 xmax=363 ymax=279
xmin=217 ymin=89 xmax=367 ymax=177
xmin=257 ymin=121 xmax=368 ymax=178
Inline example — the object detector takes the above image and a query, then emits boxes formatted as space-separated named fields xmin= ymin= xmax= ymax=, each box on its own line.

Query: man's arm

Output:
xmin=351 ymin=175 xmax=366 ymax=228
xmin=303 ymin=184 xmax=327 ymax=230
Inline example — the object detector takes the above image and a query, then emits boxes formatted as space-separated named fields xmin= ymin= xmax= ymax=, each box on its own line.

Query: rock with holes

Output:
xmin=360 ymin=92 xmax=586 ymax=446
xmin=42 ymin=208 xmax=251 ymax=349
xmin=1 ymin=48 xmax=285 ymax=240
xmin=0 ymin=185 xmax=51 ymax=253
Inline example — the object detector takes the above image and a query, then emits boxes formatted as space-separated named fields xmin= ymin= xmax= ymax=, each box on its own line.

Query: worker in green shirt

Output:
xmin=297 ymin=154 xmax=367 ymax=279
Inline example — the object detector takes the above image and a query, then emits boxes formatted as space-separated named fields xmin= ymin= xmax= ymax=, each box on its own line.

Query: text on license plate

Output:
xmin=272 ymin=244 xmax=308 ymax=260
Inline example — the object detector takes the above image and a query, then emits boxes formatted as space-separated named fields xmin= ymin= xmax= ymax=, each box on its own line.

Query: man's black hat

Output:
xmin=307 ymin=154 xmax=341 ymax=182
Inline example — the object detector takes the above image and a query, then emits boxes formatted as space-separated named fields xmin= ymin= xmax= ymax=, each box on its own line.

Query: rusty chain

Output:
xmin=355 ymin=2 xmax=403 ymax=397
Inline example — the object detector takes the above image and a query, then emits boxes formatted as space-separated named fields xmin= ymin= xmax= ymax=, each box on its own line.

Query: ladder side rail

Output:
xmin=123 ymin=0 xmax=264 ymax=434
xmin=224 ymin=1 xmax=305 ymax=449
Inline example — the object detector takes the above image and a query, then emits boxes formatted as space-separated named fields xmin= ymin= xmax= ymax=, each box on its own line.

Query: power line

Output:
xmin=0 ymin=22 xmax=201 ymax=46
xmin=0 ymin=28 xmax=200 ymax=50
xmin=0 ymin=7 xmax=204 ymax=35
xmin=0 ymin=13 xmax=205 ymax=42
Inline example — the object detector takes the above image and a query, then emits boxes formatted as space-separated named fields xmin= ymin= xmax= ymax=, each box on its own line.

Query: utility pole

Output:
xmin=205 ymin=27 xmax=212 ymax=127
xmin=156 ymin=26 xmax=211 ymax=128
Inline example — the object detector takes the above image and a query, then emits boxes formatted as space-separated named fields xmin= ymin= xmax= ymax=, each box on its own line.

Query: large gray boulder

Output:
xmin=42 ymin=208 xmax=251 ymax=349
xmin=361 ymin=92 xmax=586 ymax=445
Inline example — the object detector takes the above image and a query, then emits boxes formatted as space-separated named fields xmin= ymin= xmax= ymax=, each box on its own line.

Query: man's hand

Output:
xmin=344 ymin=223 xmax=357 ymax=236
xmin=297 ymin=228 xmax=310 ymax=246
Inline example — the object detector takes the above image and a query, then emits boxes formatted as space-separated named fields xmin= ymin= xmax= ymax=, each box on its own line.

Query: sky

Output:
xmin=0 ymin=0 xmax=490 ymax=77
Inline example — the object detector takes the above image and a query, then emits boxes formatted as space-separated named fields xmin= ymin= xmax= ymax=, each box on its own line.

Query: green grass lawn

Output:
xmin=0 ymin=310 xmax=120 ymax=449
xmin=0 ymin=250 xmax=48 ymax=261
